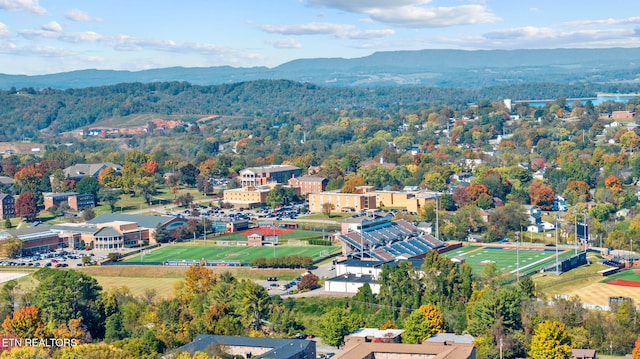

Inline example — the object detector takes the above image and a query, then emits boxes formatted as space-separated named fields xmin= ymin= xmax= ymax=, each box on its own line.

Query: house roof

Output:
xmin=426 ymin=333 xmax=475 ymax=344
xmin=337 ymin=259 xmax=385 ymax=268
xmin=63 ymin=163 xmax=121 ymax=179
xmin=174 ymin=334 xmax=315 ymax=359
xmin=295 ymin=175 xmax=327 ymax=182
xmin=327 ymin=273 xmax=378 ymax=284
xmin=0 ymin=176 xmax=14 ymax=185
xmin=88 ymin=213 xmax=176 ymax=229
xmin=572 ymin=349 xmax=596 ymax=358
xmin=333 ymin=340 xmax=475 ymax=359
xmin=0 ymin=193 xmax=12 ymax=201
xmin=241 ymin=165 xmax=301 ymax=175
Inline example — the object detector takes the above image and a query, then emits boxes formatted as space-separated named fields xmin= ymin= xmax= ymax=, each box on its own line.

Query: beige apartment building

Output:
xmin=308 ymin=191 xmax=377 ymax=213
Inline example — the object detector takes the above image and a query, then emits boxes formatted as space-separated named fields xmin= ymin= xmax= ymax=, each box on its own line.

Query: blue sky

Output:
xmin=1 ymin=0 xmax=640 ymax=75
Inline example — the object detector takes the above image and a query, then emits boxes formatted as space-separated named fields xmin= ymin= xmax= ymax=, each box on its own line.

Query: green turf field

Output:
xmin=124 ymin=243 xmax=340 ymax=263
xmin=601 ymin=268 xmax=640 ymax=283
xmin=443 ymin=245 xmax=576 ymax=276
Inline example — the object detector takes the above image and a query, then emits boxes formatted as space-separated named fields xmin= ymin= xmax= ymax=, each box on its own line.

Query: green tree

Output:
xmin=99 ymin=188 xmax=122 ymax=213
xmin=32 ymin=268 xmax=104 ymax=338
xmin=529 ymin=320 xmax=571 ymax=359
xmin=76 ymin=176 xmax=100 ymax=200
xmin=180 ymin=164 xmax=199 ymax=187
xmin=317 ymin=308 xmax=354 ymax=348
xmin=135 ymin=176 xmax=157 ymax=205
xmin=402 ymin=304 xmax=445 ymax=343
xmin=238 ymin=280 xmax=271 ymax=331
xmin=154 ymin=223 xmax=173 ymax=243
xmin=0 ymin=236 xmax=23 ymax=258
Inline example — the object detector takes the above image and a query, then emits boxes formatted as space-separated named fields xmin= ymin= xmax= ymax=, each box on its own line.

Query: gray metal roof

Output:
xmin=88 ymin=213 xmax=175 ymax=229
xmin=175 ymin=335 xmax=315 ymax=359
xmin=94 ymin=226 xmax=122 ymax=237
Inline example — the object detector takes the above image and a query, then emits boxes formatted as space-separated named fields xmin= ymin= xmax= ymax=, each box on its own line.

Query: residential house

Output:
xmin=525 ymin=206 xmax=542 ymax=225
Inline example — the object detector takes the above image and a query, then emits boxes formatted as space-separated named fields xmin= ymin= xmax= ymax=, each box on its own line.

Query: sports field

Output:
xmin=443 ymin=245 xmax=575 ymax=276
xmin=124 ymin=243 xmax=339 ymax=264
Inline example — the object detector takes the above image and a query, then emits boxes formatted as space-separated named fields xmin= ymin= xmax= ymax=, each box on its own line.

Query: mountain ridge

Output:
xmin=2 ymin=47 xmax=640 ymax=90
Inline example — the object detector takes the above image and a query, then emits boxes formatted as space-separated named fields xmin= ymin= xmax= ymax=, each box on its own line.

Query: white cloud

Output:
xmin=429 ymin=26 xmax=640 ymax=49
xmin=65 ymin=9 xmax=97 ymax=22
xmin=307 ymin=0 xmax=420 ymax=13
xmin=0 ymin=22 xmax=10 ymax=37
xmin=41 ymin=21 xmax=62 ymax=32
xmin=306 ymin=0 xmax=499 ymax=28
xmin=266 ymin=38 xmax=302 ymax=49
xmin=565 ymin=16 xmax=640 ymax=27
xmin=261 ymin=22 xmax=355 ymax=35
xmin=260 ymin=21 xmax=394 ymax=40
xmin=339 ymin=29 xmax=395 ymax=39
xmin=0 ymin=0 xmax=46 ymax=14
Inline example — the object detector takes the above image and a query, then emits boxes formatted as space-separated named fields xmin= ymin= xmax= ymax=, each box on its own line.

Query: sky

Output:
xmin=1 ymin=0 xmax=640 ymax=75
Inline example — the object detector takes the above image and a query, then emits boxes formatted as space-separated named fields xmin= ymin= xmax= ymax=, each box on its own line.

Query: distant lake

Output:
xmin=519 ymin=93 xmax=640 ymax=107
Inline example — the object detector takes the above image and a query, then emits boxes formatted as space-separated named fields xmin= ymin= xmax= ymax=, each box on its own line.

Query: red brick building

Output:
xmin=288 ymin=175 xmax=328 ymax=196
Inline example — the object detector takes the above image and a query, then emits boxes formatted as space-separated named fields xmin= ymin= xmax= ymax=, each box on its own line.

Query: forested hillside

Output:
xmin=1 ymin=80 xmax=639 ymax=142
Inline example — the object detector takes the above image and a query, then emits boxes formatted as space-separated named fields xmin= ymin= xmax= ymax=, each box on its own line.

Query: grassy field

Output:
xmin=442 ymin=245 xmax=575 ymax=276
xmin=77 ymin=265 xmax=305 ymax=298
xmin=123 ymin=243 xmax=339 ymax=263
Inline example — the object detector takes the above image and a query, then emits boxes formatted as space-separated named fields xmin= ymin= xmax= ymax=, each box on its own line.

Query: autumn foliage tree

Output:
xmin=632 ymin=335 xmax=640 ymax=359
xmin=529 ymin=320 xmax=571 ymax=359
xmin=402 ymin=304 xmax=445 ymax=343
xmin=529 ymin=181 xmax=555 ymax=211
xmin=297 ymin=273 xmax=319 ymax=292
xmin=2 ymin=306 xmax=47 ymax=338
xmin=341 ymin=175 xmax=366 ymax=194
xmin=605 ymin=174 xmax=623 ymax=193
xmin=15 ymin=192 xmax=38 ymax=221
xmin=563 ymin=180 xmax=590 ymax=204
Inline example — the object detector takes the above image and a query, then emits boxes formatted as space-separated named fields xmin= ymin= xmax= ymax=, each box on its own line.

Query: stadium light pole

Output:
xmin=555 ymin=212 xmax=559 ymax=275
xmin=435 ymin=192 xmax=440 ymax=241
xmin=516 ymin=232 xmax=520 ymax=282
xmin=203 ymin=216 xmax=206 ymax=246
